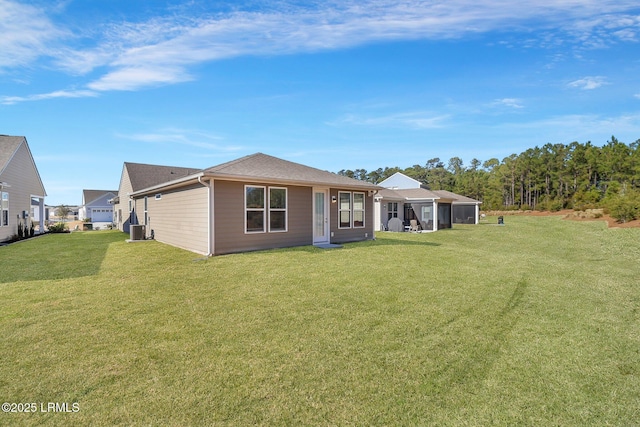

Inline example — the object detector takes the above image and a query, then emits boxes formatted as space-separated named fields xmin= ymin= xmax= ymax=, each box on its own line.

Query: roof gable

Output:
xmin=378 ymin=172 xmax=422 ymax=189
xmin=204 ymin=153 xmax=379 ymax=189
xmin=83 ymin=189 xmax=117 ymax=206
xmin=0 ymin=135 xmax=47 ymax=196
xmin=123 ymin=162 xmax=202 ymax=192
xmin=0 ymin=135 xmax=26 ymax=175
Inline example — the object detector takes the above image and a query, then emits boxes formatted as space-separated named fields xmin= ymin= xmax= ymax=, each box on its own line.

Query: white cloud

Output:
xmin=333 ymin=111 xmax=451 ymax=129
xmin=0 ymin=89 xmax=98 ymax=105
xmin=496 ymin=112 xmax=640 ymax=143
xmin=0 ymin=0 xmax=67 ymax=69
xmin=567 ymin=76 xmax=609 ymax=90
xmin=493 ymin=98 xmax=525 ymax=109
xmin=2 ymin=0 xmax=640 ymax=99
xmin=117 ymin=128 xmax=243 ymax=151
xmin=87 ymin=66 xmax=193 ymax=91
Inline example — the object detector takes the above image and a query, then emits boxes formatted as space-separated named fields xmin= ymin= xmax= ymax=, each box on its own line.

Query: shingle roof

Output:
xmin=0 ymin=135 xmax=24 ymax=174
xmin=203 ymin=153 xmax=380 ymax=189
xmin=432 ymin=189 xmax=481 ymax=203
xmin=83 ymin=189 xmax=118 ymax=205
xmin=124 ymin=162 xmax=202 ymax=192
xmin=377 ymin=187 xmax=443 ymax=200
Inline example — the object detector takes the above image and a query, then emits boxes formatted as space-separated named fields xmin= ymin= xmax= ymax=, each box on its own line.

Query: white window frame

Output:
xmin=0 ymin=192 xmax=8 ymax=227
xmin=144 ymin=196 xmax=149 ymax=226
xmin=268 ymin=187 xmax=288 ymax=233
xmin=245 ymin=185 xmax=266 ymax=234
xmin=388 ymin=202 xmax=398 ymax=220
xmin=338 ymin=191 xmax=352 ymax=229
xmin=353 ymin=192 xmax=365 ymax=228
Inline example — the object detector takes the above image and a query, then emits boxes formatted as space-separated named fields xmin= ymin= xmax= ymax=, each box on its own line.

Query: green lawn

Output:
xmin=1 ymin=218 xmax=639 ymax=426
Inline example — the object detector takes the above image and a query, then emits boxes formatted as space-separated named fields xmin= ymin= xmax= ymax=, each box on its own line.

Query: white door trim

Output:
xmin=313 ymin=188 xmax=329 ymax=244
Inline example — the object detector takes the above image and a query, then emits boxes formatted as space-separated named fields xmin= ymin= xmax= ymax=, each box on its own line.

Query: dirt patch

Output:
xmin=482 ymin=209 xmax=640 ymax=229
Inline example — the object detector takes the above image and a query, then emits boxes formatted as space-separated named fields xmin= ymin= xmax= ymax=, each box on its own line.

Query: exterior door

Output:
xmin=313 ymin=188 xmax=329 ymax=244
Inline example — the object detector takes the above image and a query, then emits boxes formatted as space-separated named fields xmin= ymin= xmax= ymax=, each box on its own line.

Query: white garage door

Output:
xmin=91 ymin=209 xmax=113 ymax=222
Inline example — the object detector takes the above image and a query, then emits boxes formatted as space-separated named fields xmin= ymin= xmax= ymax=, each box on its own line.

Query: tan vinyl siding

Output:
xmin=115 ymin=167 xmax=134 ymax=232
xmin=214 ymin=180 xmax=312 ymax=255
xmin=329 ymin=188 xmax=375 ymax=244
xmin=0 ymin=143 xmax=46 ymax=242
xmin=137 ymin=183 xmax=209 ymax=255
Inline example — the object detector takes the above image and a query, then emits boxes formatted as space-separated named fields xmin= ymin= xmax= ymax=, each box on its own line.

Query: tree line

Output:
xmin=338 ymin=136 xmax=640 ymax=222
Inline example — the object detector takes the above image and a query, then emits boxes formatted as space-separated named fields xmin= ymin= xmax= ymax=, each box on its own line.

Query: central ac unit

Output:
xmin=130 ymin=224 xmax=145 ymax=240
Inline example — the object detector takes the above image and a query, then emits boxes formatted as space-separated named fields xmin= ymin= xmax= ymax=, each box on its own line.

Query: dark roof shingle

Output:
xmin=83 ymin=189 xmax=118 ymax=205
xmin=204 ymin=153 xmax=379 ymax=189
xmin=125 ymin=162 xmax=202 ymax=192
xmin=0 ymin=135 xmax=25 ymax=173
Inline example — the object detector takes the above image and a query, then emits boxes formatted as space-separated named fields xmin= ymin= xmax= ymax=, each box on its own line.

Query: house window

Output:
xmin=269 ymin=187 xmax=287 ymax=232
xmin=245 ymin=185 xmax=266 ymax=233
xmin=144 ymin=196 xmax=148 ymax=226
xmin=353 ymin=192 xmax=365 ymax=228
xmin=1 ymin=192 xmax=8 ymax=226
xmin=338 ymin=192 xmax=351 ymax=228
xmin=387 ymin=202 xmax=398 ymax=220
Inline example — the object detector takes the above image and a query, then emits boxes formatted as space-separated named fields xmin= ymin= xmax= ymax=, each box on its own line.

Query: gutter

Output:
xmin=197 ymin=176 xmax=214 ymax=257
xmin=130 ymin=172 xmax=205 ymax=197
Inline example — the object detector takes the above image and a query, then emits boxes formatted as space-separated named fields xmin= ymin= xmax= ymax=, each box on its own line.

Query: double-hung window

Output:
xmin=388 ymin=202 xmax=398 ymax=220
xmin=338 ymin=191 xmax=366 ymax=229
xmin=1 ymin=192 xmax=8 ymax=227
xmin=245 ymin=186 xmax=266 ymax=233
xmin=245 ymin=185 xmax=288 ymax=233
xmin=143 ymin=196 xmax=148 ymax=226
xmin=269 ymin=187 xmax=287 ymax=232
xmin=338 ymin=192 xmax=351 ymax=228
xmin=353 ymin=193 xmax=365 ymax=228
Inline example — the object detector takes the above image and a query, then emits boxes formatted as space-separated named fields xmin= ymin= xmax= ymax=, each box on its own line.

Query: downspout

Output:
xmin=198 ymin=176 xmax=214 ymax=256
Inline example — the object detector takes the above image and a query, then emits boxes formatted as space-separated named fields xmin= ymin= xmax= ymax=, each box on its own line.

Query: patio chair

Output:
xmin=409 ymin=219 xmax=420 ymax=232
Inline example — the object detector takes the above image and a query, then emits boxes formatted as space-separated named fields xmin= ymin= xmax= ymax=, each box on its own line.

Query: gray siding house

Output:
xmin=0 ymin=136 xmax=46 ymax=242
xmin=79 ymin=190 xmax=117 ymax=223
xmin=119 ymin=153 xmax=380 ymax=255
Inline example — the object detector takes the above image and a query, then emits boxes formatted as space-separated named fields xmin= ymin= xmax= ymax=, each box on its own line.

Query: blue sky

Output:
xmin=1 ymin=0 xmax=639 ymax=205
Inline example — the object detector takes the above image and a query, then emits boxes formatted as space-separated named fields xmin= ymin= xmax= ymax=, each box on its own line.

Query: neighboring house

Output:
xmin=0 ymin=135 xmax=46 ymax=241
xmin=47 ymin=205 xmax=79 ymax=222
xmin=374 ymin=172 xmax=481 ymax=232
xmin=79 ymin=190 xmax=117 ymax=223
xmin=119 ymin=153 xmax=381 ymax=256
xmin=113 ymin=162 xmax=210 ymax=234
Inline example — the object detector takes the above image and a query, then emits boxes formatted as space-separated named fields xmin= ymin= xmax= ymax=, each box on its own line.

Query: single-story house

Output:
xmin=79 ymin=190 xmax=117 ymax=223
xmin=374 ymin=172 xmax=481 ymax=232
xmin=0 ymin=135 xmax=46 ymax=242
xmin=118 ymin=153 xmax=381 ymax=255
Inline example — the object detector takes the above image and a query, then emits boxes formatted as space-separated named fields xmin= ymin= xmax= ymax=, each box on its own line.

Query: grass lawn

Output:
xmin=1 ymin=218 xmax=639 ymax=426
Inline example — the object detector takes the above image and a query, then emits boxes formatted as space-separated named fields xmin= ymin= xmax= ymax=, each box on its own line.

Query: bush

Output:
xmin=48 ymin=222 xmax=68 ymax=233
xmin=606 ymin=188 xmax=639 ymax=223
xmin=538 ymin=197 xmax=564 ymax=212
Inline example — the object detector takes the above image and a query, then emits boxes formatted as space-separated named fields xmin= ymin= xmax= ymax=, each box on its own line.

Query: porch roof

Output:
xmin=376 ymin=187 xmax=455 ymax=202
xmin=432 ymin=189 xmax=481 ymax=204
